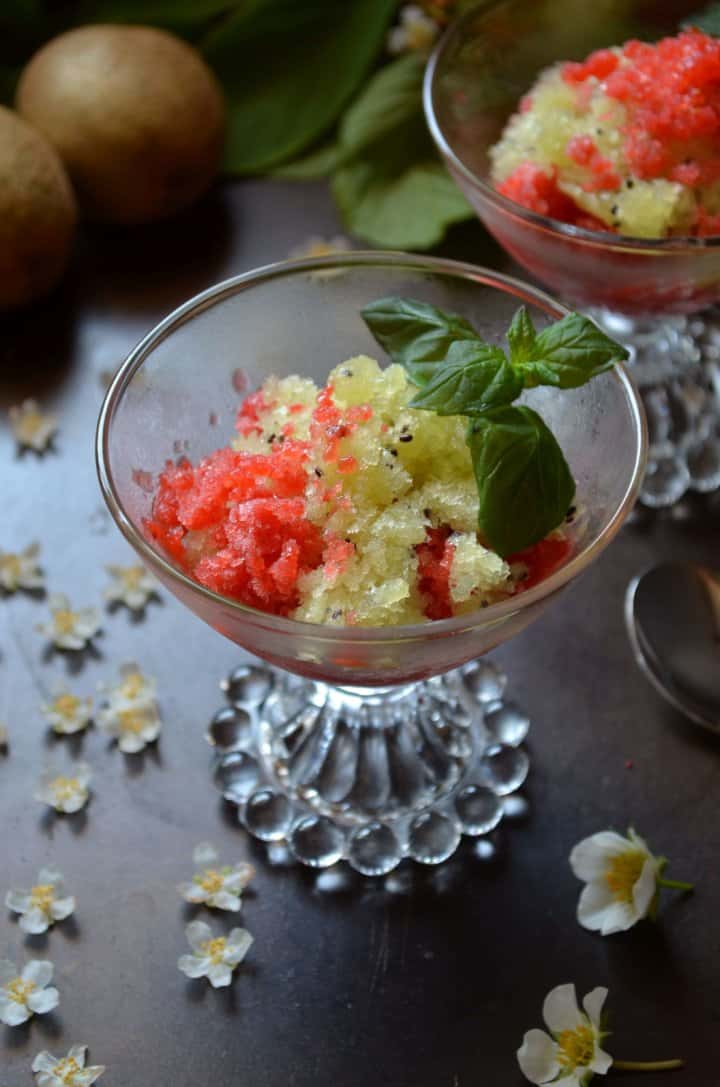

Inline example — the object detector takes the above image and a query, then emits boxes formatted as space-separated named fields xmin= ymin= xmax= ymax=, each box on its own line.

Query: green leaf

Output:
xmin=409 ymin=340 xmax=521 ymax=415
xmin=467 ymin=405 xmax=576 ymax=557
xmin=684 ymin=2 xmax=720 ymax=35
xmin=270 ymin=141 xmax=342 ymax=180
xmin=330 ymin=52 xmax=472 ymax=249
xmin=204 ymin=0 xmax=396 ymax=174
xmin=361 ymin=296 xmax=480 ymax=385
xmin=506 ymin=306 xmax=537 ymax=367
xmin=339 ymin=52 xmax=425 ymax=156
xmin=333 ymin=157 xmax=472 ymax=249
xmin=517 ymin=312 xmax=629 ymax=389
xmin=73 ymin=0 xmax=239 ymax=37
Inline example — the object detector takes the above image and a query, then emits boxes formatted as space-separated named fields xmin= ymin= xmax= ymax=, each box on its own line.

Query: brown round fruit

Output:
xmin=16 ymin=24 xmax=225 ymax=225
xmin=0 ymin=105 xmax=77 ymax=310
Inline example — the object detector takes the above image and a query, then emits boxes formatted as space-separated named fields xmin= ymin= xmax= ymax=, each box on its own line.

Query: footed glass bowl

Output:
xmin=97 ymin=253 xmax=645 ymax=873
xmin=424 ymin=0 xmax=720 ymax=505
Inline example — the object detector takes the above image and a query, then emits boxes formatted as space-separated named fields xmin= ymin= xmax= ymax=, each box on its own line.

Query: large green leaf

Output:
xmin=333 ymin=135 xmax=472 ymax=248
xmin=203 ymin=0 xmax=396 ymax=174
xmin=72 ymin=0 xmax=240 ymax=38
xmin=331 ymin=54 xmax=472 ymax=249
xmin=269 ymin=140 xmax=341 ymax=180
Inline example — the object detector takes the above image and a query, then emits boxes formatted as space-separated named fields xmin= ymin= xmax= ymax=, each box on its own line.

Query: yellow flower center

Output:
xmin=121 ymin=567 xmax=145 ymax=589
xmin=5 ymin=978 xmax=35 ymax=1004
xmin=54 ymin=1057 xmax=81 ymax=1083
xmin=51 ymin=776 xmax=81 ymax=803
xmin=120 ymin=672 xmax=146 ymax=699
xmin=54 ymin=609 xmax=78 ymax=635
xmin=557 ymin=1024 xmax=595 ymax=1069
xmin=605 ymin=850 xmax=645 ymax=903
xmin=197 ymin=869 xmax=224 ymax=895
xmin=30 ymin=883 xmax=55 ymax=913
xmin=201 ymin=937 xmax=227 ymax=964
xmin=54 ymin=693 xmax=81 ymax=720
xmin=1 ymin=555 xmax=21 ymax=580
xmin=118 ymin=708 xmax=146 ymax=735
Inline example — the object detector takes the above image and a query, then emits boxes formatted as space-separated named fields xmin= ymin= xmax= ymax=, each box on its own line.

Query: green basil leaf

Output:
xmin=518 ymin=312 xmax=628 ymax=389
xmin=467 ymin=405 xmax=575 ymax=556
xmin=204 ymin=0 xmax=396 ymax=174
xmin=361 ymin=296 xmax=480 ymax=385
xmin=409 ymin=340 xmax=521 ymax=415
xmin=506 ymin=306 xmax=537 ymax=367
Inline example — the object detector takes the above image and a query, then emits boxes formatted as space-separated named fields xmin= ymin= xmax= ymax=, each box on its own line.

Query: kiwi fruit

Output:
xmin=0 ymin=105 xmax=77 ymax=310
xmin=17 ymin=25 xmax=226 ymax=225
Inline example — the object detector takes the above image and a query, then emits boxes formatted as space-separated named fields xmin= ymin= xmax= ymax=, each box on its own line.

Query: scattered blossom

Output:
xmin=570 ymin=828 xmax=693 ymax=935
xmin=32 ymin=1045 xmax=105 ymax=1087
xmin=0 ymin=959 xmax=59 ymax=1026
xmin=9 ymin=400 xmax=58 ymax=453
xmin=42 ymin=689 xmax=93 ymax=736
xmin=35 ymin=763 xmax=92 ymax=813
xmin=97 ymin=701 xmax=162 ymax=754
xmin=97 ymin=663 xmax=161 ymax=753
xmin=0 ymin=542 xmax=44 ymax=592
xmin=289 ymin=234 xmax=352 ymax=260
xmin=178 ymin=920 xmax=253 ymax=988
xmin=178 ymin=843 xmax=255 ymax=911
xmin=517 ymin=984 xmax=612 ymax=1085
xmin=38 ymin=594 xmax=101 ymax=651
xmin=104 ymin=563 xmax=158 ymax=612
xmin=99 ymin=661 xmax=156 ymax=711
xmin=387 ymin=5 xmax=439 ymax=54
xmin=6 ymin=868 xmax=76 ymax=935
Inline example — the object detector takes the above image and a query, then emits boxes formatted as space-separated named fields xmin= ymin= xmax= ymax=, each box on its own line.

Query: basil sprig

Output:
xmin=361 ymin=297 xmax=628 ymax=557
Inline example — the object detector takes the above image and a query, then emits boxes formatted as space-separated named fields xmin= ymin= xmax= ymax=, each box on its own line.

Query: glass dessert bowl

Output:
xmin=424 ymin=0 xmax=720 ymax=507
xmin=97 ymin=253 xmax=645 ymax=873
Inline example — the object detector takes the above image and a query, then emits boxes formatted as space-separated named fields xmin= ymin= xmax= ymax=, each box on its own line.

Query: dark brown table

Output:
xmin=1 ymin=182 xmax=719 ymax=1086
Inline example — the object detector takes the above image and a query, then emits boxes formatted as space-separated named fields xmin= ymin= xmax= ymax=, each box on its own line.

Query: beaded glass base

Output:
xmin=207 ymin=660 xmax=530 ymax=875
xmin=591 ymin=308 xmax=720 ymax=508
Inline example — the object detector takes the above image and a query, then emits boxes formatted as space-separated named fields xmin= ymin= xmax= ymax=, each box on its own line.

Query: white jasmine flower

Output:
xmin=570 ymin=828 xmax=693 ymax=935
xmin=517 ymin=984 xmax=612 ymax=1085
xmin=35 ymin=763 xmax=92 ymax=813
xmin=0 ymin=542 xmax=44 ymax=592
xmin=0 ymin=960 xmax=59 ymax=1026
xmin=5 ymin=868 xmax=76 ymax=935
xmin=42 ymin=689 xmax=93 ymax=736
xmin=100 ymin=662 xmax=157 ymax=712
xmin=104 ymin=564 xmax=158 ymax=612
xmin=178 ymin=920 xmax=253 ymax=988
xmin=97 ymin=701 xmax=162 ymax=754
xmin=387 ymin=5 xmax=439 ymax=55
xmin=32 ymin=1045 xmax=105 ymax=1087
xmin=9 ymin=400 xmax=58 ymax=453
xmin=518 ymin=983 xmax=685 ymax=1083
xmin=177 ymin=843 xmax=255 ymax=911
xmin=38 ymin=594 xmax=101 ymax=651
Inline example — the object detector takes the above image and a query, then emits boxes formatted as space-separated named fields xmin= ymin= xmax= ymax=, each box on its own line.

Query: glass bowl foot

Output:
xmin=207 ymin=659 xmax=531 ymax=875
xmin=590 ymin=307 xmax=720 ymax=507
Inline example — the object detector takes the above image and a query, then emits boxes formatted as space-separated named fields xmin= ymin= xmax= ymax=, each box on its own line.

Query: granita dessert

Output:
xmin=145 ymin=294 xmax=628 ymax=628
xmin=145 ymin=356 xmax=570 ymax=627
xmin=490 ymin=28 xmax=720 ymax=239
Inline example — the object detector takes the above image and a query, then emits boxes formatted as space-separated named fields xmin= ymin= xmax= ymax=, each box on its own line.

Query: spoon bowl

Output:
xmin=626 ymin=561 xmax=720 ymax=734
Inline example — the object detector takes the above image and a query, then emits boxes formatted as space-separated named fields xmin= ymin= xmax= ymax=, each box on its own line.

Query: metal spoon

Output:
xmin=625 ymin=561 xmax=720 ymax=735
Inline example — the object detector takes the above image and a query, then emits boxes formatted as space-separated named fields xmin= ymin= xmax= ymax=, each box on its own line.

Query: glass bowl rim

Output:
xmin=96 ymin=250 xmax=647 ymax=646
xmin=423 ymin=0 xmax=720 ymax=252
